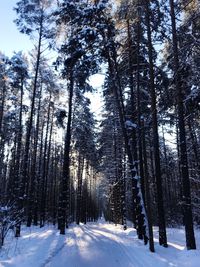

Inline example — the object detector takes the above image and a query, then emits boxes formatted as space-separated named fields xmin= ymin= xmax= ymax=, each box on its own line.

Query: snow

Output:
xmin=0 ymin=220 xmax=200 ymax=267
xmin=0 ymin=207 xmax=10 ymax=212
xmin=125 ymin=120 xmax=137 ymax=129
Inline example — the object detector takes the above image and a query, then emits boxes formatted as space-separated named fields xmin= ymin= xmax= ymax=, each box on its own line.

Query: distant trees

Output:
xmin=99 ymin=88 xmax=127 ymax=229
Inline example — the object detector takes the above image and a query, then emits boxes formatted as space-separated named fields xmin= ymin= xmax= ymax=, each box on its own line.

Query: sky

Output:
xmin=0 ymin=0 xmax=104 ymax=117
xmin=0 ymin=0 xmax=33 ymax=56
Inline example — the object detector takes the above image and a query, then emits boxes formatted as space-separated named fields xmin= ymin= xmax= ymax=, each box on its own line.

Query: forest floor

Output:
xmin=0 ymin=220 xmax=200 ymax=267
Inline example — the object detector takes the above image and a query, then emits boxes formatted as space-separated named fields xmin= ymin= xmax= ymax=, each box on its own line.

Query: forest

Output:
xmin=0 ymin=0 xmax=200 ymax=260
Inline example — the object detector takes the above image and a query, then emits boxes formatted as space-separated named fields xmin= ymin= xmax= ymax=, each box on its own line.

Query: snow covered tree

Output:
xmin=99 ymin=90 xmax=127 ymax=229
xmin=8 ymin=51 xmax=29 ymax=209
xmin=0 ymin=53 xmax=10 ymax=202
xmin=55 ymin=0 xmax=102 ymax=234
xmin=71 ymin=92 xmax=99 ymax=224
xmin=168 ymin=0 xmax=196 ymax=250
xmin=14 ymin=0 xmax=56 ymax=236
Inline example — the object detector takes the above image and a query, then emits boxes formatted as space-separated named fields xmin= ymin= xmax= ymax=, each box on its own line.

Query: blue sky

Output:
xmin=0 ymin=0 xmax=32 ymax=56
xmin=0 ymin=0 xmax=104 ymax=115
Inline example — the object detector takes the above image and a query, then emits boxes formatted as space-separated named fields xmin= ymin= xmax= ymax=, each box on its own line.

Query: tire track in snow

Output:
xmin=115 ymin=237 xmax=148 ymax=267
xmin=40 ymin=224 xmax=164 ymax=267
xmin=41 ymin=227 xmax=82 ymax=267
xmin=39 ymin=229 xmax=76 ymax=267
xmin=71 ymin=225 xmax=125 ymax=267
xmin=40 ymin=242 xmax=66 ymax=267
xmin=82 ymin=225 xmax=130 ymax=267
xmin=84 ymin=224 xmax=148 ymax=267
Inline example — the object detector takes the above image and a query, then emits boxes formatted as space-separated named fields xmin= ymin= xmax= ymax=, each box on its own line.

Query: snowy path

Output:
xmin=0 ymin=221 xmax=200 ymax=267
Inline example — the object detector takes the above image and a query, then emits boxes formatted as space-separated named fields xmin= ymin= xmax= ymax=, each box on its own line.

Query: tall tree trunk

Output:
xmin=145 ymin=0 xmax=167 ymax=247
xmin=14 ymin=79 xmax=24 ymax=196
xmin=52 ymin=138 xmax=58 ymax=225
xmin=16 ymin=14 xmax=44 ymax=237
xmin=13 ymin=80 xmax=24 ymax=236
xmin=136 ymin=20 xmax=146 ymax=210
xmin=59 ymin=71 xmax=74 ymax=234
xmin=76 ymin=154 xmax=84 ymax=225
xmin=106 ymin=36 xmax=148 ymax=243
xmin=40 ymin=94 xmax=52 ymax=227
xmin=33 ymin=118 xmax=45 ymax=226
xmin=44 ymin=111 xmax=54 ymax=222
xmin=0 ymin=80 xmax=6 ymax=198
xmin=169 ymin=0 xmax=196 ymax=250
xmin=0 ymin=81 xmax=6 ymax=138
xmin=27 ymin=85 xmax=43 ymax=227
xmin=141 ymin=118 xmax=155 ymax=252
xmin=127 ymin=19 xmax=146 ymax=212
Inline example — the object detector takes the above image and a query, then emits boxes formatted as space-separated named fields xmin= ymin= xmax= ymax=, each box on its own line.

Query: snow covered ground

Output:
xmin=0 ymin=220 xmax=200 ymax=267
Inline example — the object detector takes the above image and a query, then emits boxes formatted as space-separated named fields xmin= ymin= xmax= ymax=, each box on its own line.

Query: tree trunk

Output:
xmin=17 ymin=15 xmax=44 ymax=236
xmin=141 ymin=118 xmax=155 ymax=252
xmin=27 ymin=85 xmax=43 ymax=227
xmin=106 ymin=35 xmax=148 ymax=243
xmin=76 ymin=154 xmax=84 ymax=225
xmin=32 ymin=85 xmax=43 ymax=226
xmin=59 ymin=71 xmax=74 ymax=234
xmin=145 ymin=0 xmax=167 ymax=247
xmin=40 ymin=94 xmax=52 ymax=227
xmin=0 ymin=80 xmax=6 ymax=137
xmin=169 ymin=0 xmax=196 ymax=250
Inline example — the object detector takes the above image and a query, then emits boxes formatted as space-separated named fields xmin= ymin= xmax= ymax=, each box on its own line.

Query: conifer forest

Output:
xmin=0 ymin=0 xmax=200 ymax=266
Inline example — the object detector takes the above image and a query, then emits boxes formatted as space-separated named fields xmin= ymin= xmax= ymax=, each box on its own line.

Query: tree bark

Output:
xmin=145 ymin=0 xmax=167 ymax=247
xmin=16 ymin=14 xmax=44 ymax=237
xmin=59 ymin=71 xmax=74 ymax=234
xmin=169 ymin=0 xmax=196 ymax=250
xmin=106 ymin=34 xmax=148 ymax=243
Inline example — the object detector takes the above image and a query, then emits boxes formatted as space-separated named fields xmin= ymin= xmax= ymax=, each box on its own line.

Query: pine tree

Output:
xmin=14 ymin=0 xmax=56 ymax=235
xmin=168 ymin=0 xmax=196 ymax=250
